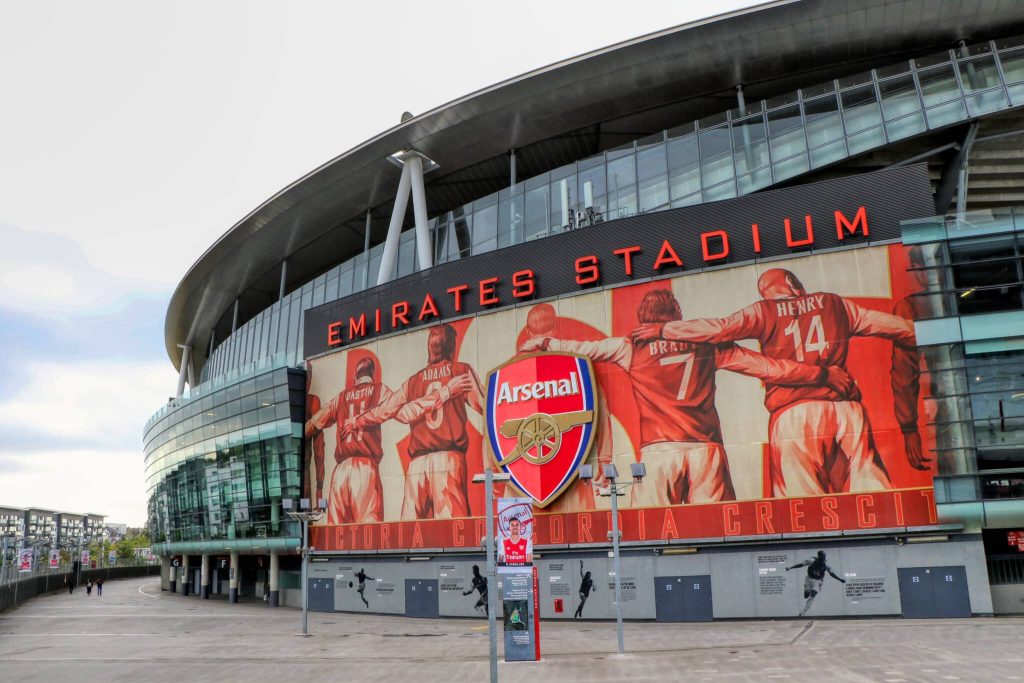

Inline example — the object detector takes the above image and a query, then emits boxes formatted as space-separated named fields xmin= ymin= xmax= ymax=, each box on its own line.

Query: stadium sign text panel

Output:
xmin=304 ymin=165 xmax=934 ymax=357
xmin=303 ymin=166 xmax=939 ymax=552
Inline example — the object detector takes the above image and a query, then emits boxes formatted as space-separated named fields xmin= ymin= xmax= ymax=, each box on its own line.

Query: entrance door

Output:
xmin=897 ymin=566 xmax=971 ymax=618
xmin=405 ymin=579 xmax=439 ymax=618
xmin=654 ymin=575 xmax=713 ymax=622
xmin=308 ymin=577 xmax=334 ymax=612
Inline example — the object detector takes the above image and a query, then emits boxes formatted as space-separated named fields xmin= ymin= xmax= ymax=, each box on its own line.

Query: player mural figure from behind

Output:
xmin=634 ymin=268 xmax=917 ymax=497
xmin=892 ymin=247 xmax=934 ymax=472
xmin=306 ymin=389 xmax=325 ymax=504
xmin=787 ymin=551 xmax=845 ymax=617
xmin=354 ymin=568 xmax=374 ymax=608
xmin=463 ymin=564 xmax=488 ymax=615
xmin=521 ymin=289 xmax=853 ymax=505
xmin=308 ymin=358 xmax=452 ymax=524
xmin=574 ymin=560 xmax=595 ymax=619
xmin=349 ymin=323 xmax=484 ymax=520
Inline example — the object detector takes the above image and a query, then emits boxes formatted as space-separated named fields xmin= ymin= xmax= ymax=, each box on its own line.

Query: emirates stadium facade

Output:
xmin=145 ymin=0 xmax=1024 ymax=618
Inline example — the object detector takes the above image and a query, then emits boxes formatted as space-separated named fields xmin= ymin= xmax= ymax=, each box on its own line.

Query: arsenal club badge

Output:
xmin=485 ymin=352 xmax=598 ymax=507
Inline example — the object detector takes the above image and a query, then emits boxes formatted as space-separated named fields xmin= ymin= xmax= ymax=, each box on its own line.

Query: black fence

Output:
xmin=0 ymin=565 xmax=160 ymax=613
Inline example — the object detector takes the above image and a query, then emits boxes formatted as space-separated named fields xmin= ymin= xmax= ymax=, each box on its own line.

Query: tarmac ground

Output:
xmin=0 ymin=576 xmax=1022 ymax=682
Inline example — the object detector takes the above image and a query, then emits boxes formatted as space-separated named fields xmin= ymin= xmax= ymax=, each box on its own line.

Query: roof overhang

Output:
xmin=165 ymin=0 xmax=1024 ymax=371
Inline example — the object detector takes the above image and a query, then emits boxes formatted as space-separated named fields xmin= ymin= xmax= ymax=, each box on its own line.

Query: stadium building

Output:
xmin=146 ymin=0 xmax=1024 ymax=618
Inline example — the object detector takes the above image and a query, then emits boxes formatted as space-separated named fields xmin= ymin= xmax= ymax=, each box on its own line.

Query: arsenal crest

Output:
xmin=485 ymin=352 xmax=598 ymax=507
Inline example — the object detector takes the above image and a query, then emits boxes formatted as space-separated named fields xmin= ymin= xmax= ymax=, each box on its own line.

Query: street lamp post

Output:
xmin=580 ymin=462 xmax=645 ymax=656
xmin=472 ymin=469 xmax=511 ymax=683
xmin=283 ymin=497 xmax=325 ymax=636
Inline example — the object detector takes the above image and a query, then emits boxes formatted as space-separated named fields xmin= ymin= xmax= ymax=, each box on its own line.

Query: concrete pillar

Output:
xmin=175 ymin=345 xmax=192 ymax=398
xmin=268 ymin=551 xmax=280 ymax=607
xmin=169 ymin=564 xmax=177 ymax=594
xmin=200 ymin=553 xmax=210 ymax=599
xmin=181 ymin=554 xmax=190 ymax=596
xmin=228 ymin=551 xmax=239 ymax=603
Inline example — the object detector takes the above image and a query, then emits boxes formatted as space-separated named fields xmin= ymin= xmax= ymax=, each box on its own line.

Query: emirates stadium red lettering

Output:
xmin=324 ymin=207 xmax=870 ymax=348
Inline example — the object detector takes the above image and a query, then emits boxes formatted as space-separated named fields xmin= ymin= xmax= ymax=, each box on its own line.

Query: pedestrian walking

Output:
xmin=68 ymin=577 xmax=75 ymax=595
xmin=96 ymin=578 xmax=103 ymax=596
xmin=86 ymin=580 xmax=92 ymax=596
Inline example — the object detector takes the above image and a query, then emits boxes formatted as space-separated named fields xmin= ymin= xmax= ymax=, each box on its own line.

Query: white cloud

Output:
xmin=0 ymin=359 xmax=174 ymax=450
xmin=0 ymin=448 xmax=147 ymax=526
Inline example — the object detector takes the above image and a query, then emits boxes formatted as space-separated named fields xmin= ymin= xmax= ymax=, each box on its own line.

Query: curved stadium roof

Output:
xmin=166 ymin=0 xmax=1024 ymax=372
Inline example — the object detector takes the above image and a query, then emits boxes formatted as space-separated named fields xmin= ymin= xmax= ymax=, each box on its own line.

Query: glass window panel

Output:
xmin=1000 ymin=49 xmax=1024 ymax=85
xmin=524 ymin=183 xmax=549 ymax=240
xmin=432 ymin=218 xmax=450 ymax=264
xmin=666 ymin=121 xmax=696 ymax=139
xmin=803 ymin=94 xmax=844 ymax=148
xmin=667 ymin=134 xmax=700 ymax=199
xmin=367 ymin=244 xmax=383 ymax=284
xmin=915 ymin=51 xmax=953 ymax=70
xmin=879 ymin=75 xmax=921 ymax=120
xmin=606 ymin=153 xmax=637 ymax=220
xmin=767 ymin=104 xmax=806 ymax=160
xmin=731 ymin=115 xmax=769 ymax=174
xmin=838 ymin=71 xmax=872 ymax=89
xmin=772 ymin=153 xmax=809 ymax=182
xmin=809 ymin=138 xmax=847 ymax=169
xmin=884 ymin=111 xmax=926 ymax=141
xmin=548 ymin=176 xmax=575 ymax=232
xmin=737 ymin=167 xmax=772 ymax=195
xmin=498 ymin=195 xmax=524 ymax=248
xmin=338 ymin=265 xmax=353 ymax=298
xmin=397 ymin=231 xmax=416 ymax=278
xmin=846 ymin=126 xmax=885 ymax=155
xmin=312 ymin=282 xmax=325 ymax=307
xmin=925 ymin=99 xmax=968 ymax=128
xmin=765 ymin=90 xmax=799 ymax=110
xmin=703 ymin=180 xmax=735 ymax=202
xmin=841 ymin=84 xmax=882 ymax=134
xmin=965 ymin=89 xmax=1009 ymax=117
xmin=352 ymin=256 xmax=368 ymax=292
xmin=473 ymin=204 xmax=499 ymax=250
xmin=636 ymin=145 xmax=668 ymax=213
xmin=670 ymin=192 xmax=701 ymax=209
xmin=958 ymin=56 xmax=1003 ymax=93
xmin=918 ymin=64 xmax=962 ymax=107
xmin=1010 ymin=82 xmax=1024 ymax=106
xmin=698 ymin=125 xmax=734 ymax=186
xmin=577 ymin=163 xmax=607 ymax=226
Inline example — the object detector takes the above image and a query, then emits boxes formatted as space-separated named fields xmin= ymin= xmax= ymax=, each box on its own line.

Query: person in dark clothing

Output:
xmin=787 ymin=550 xmax=845 ymax=617
xmin=96 ymin=578 xmax=104 ymax=596
xmin=355 ymin=568 xmax=373 ymax=608
xmin=574 ymin=560 xmax=595 ymax=619
xmin=463 ymin=564 xmax=488 ymax=615
xmin=68 ymin=578 xmax=75 ymax=595
xmin=86 ymin=580 xmax=92 ymax=596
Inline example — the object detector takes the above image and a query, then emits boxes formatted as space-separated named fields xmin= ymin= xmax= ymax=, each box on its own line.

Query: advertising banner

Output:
xmin=306 ymin=240 xmax=939 ymax=552
xmin=81 ymin=550 xmax=90 ymax=565
xmin=18 ymin=547 xmax=33 ymax=573
xmin=108 ymin=551 xmax=117 ymax=565
xmin=497 ymin=498 xmax=534 ymax=565
xmin=49 ymin=550 xmax=60 ymax=569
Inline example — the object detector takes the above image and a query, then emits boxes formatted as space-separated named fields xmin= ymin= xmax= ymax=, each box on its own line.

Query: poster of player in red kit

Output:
xmin=306 ymin=244 xmax=938 ymax=552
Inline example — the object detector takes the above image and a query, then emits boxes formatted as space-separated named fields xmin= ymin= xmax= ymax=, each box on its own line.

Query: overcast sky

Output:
xmin=0 ymin=0 xmax=763 ymax=526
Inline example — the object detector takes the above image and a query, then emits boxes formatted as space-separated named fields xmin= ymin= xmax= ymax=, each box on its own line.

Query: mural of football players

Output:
xmin=347 ymin=323 xmax=484 ymax=520
xmin=634 ymin=268 xmax=917 ymax=497
xmin=892 ymin=246 xmax=932 ymax=472
xmin=574 ymin=560 xmax=595 ymax=619
xmin=521 ymin=288 xmax=852 ymax=506
xmin=306 ymin=384 xmax=325 ymax=504
xmin=518 ymin=302 xmax=613 ymax=511
xmin=307 ymin=356 xmax=452 ymax=524
xmin=463 ymin=564 xmax=488 ymax=615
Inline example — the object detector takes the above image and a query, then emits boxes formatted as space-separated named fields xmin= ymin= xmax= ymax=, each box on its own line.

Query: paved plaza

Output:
xmin=0 ymin=577 xmax=1022 ymax=682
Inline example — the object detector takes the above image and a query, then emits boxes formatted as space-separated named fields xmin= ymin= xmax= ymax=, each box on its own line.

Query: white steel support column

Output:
xmin=376 ymin=162 xmax=413 ymax=285
xmin=268 ymin=551 xmax=280 ymax=607
xmin=407 ymin=154 xmax=433 ymax=271
xmin=175 ymin=345 xmax=192 ymax=398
